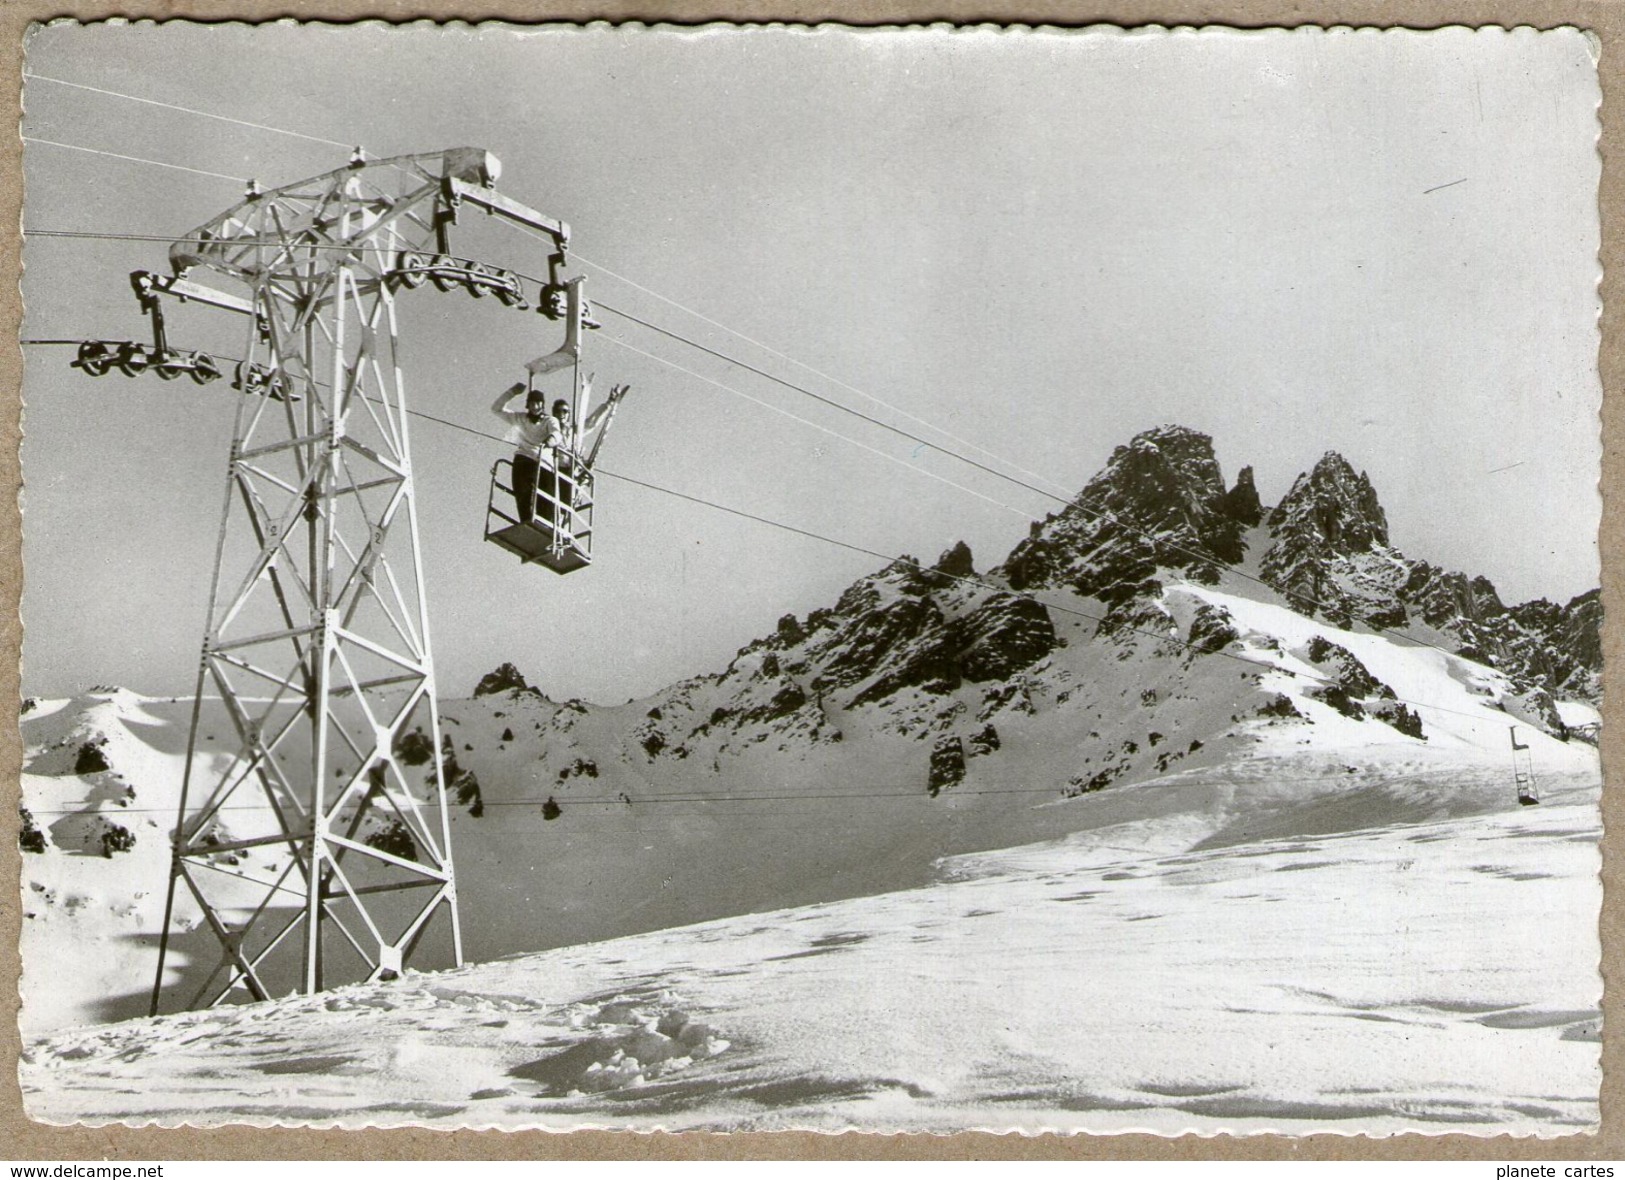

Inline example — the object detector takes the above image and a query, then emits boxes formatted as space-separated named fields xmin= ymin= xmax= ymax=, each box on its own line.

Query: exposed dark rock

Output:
xmin=1250 ymin=450 xmax=1598 ymax=706
xmin=1308 ymin=683 xmax=1364 ymax=720
xmin=996 ymin=425 xmax=1243 ymax=601
xmin=956 ymin=594 xmax=1056 ymax=682
xmin=928 ymin=736 xmax=966 ymax=797
xmin=1260 ymin=453 xmax=1390 ymax=618
xmin=848 ymin=641 xmax=962 ymax=708
xmin=1292 ymin=636 xmax=1426 ymax=737
xmin=1219 ymin=465 xmax=1264 ymax=527
xmin=456 ymin=423 xmax=1597 ymax=800
xmin=932 ymin=540 xmax=976 ymax=580
xmin=99 ymin=823 xmax=135 ymax=857
xmin=1369 ymin=701 xmax=1426 ymax=740
xmin=19 ymin=807 xmax=46 ymax=854
xmin=966 ymin=724 xmax=1001 ymax=757
xmin=738 ymin=680 xmax=810 ymax=726
xmin=474 ymin=662 xmax=533 ymax=698
xmin=1256 ymin=693 xmax=1305 ymax=721
xmin=457 ymin=772 xmax=483 ymax=817
xmin=365 ymin=819 xmax=417 ymax=862
xmin=395 ymin=728 xmax=434 ymax=766
xmin=1186 ymin=603 xmax=1241 ymax=656
xmin=980 ymin=681 xmax=1035 ymax=719
xmin=1067 ymin=754 xmax=1129 ymax=794
xmin=1506 ymin=588 xmax=1603 ymax=698
xmin=75 ymin=741 xmax=110 ymax=775
xmin=1095 ymin=590 xmax=1175 ymax=645
xmin=434 ymin=734 xmax=483 ymax=816
xmin=1303 ymin=636 xmax=1393 ymax=700
xmin=1269 ymin=452 xmax=1389 ymax=552
xmin=1403 ymin=563 xmax=1507 ymax=629
xmin=815 ymin=583 xmax=948 ymax=695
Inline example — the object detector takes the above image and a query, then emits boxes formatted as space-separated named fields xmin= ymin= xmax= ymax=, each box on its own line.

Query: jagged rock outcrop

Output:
xmin=1293 ymin=635 xmax=1423 ymax=739
xmin=637 ymin=547 xmax=1059 ymax=762
xmin=928 ymin=735 xmax=966 ymax=796
xmin=1509 ymin=589 xmax=1603 ymax=700
xmin=1218 ymin=465 xmax=1264 ymax=527
xmin=789 ymin=557 xmax=1058 ymax=710
xmin=466 ymin=423 xmax=1596 ymax=813
xmin=997 ymin=425 xmax=1243 ymax=603
xmin=1260 ymin=453 xmax=1398 ymax=625
xmin=18 ymin=807 xmax=47 ymax=854
xmin=1185 ymin=603 xmax=1241 ymax=658
xmin=930 ymin=540 xmax=976 ymax=582
xmin=474 ymin=662 xmax=538 ymax=698
xmin=1254 ymin=453 xmax=1600 ymax=703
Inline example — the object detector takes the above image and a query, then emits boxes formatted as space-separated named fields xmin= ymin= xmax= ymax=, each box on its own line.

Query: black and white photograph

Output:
xmin=13 ymin=21 xmax=1606 ymax=1134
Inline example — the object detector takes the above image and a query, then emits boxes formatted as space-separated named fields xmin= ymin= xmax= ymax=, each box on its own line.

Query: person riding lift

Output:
xmin=490 ymin=373 xmax=628 ymax=534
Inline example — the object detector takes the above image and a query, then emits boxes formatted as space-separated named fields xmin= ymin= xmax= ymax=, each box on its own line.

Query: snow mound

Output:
xmin=22 ymin=762 xmax=1600 ymax=1135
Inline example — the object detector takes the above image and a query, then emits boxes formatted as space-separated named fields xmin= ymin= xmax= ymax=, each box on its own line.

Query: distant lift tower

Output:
xmin=1510 ymin=726 xmax=1540 ymax=807
xmin=135 ymin=148 xmax=577 ymax=1012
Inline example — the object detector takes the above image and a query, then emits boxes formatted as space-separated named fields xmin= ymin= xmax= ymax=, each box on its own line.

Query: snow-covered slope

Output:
xmin=17 ymin=690 xmax=287 ymax=1032
xmin=18 ymin=534 xmax=1600 ymax=1034
xmin=18 ymin=422 xmax=1603 ymax=1134
xmin=22 ymin=762 xmax=1600 ymax=1133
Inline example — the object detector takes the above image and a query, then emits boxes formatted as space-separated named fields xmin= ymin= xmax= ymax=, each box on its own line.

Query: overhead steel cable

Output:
xmin=18 ymin=211 xmax=1522 ymax=669
xmin=18 ymin=768 xmax=1548 ymax=816
xmin=24 ymin=72 xmax=353 ymax=149
xmin=24 ymin=229 xmax=407 ymax=252
xmin=17 ymin=326 xmax=1534 ymax=729
xmin=589 ymin=295 xmax=1470 ymax=663
xmin=599 ymin=331 xmax=1033 ymax=520
xmin=571 ymin=251 xmax=1078 ymax=501
xmin=18 ymin=184 xmax=1508 ymax=668
xmin=500 ymin=218 xmax=1076 ymax=501
xmin=22 ymin=784 xmax=1074 ymax=815
xmin=596 ymin=298 xmax=1049 ymax=497
xmin=388 ymin=401 xmax=1507 ymax=728
xmin=21 ymin=137 xmax=248 ymax=183
xmin=8 ymin=116 xmax=1550 ymax=665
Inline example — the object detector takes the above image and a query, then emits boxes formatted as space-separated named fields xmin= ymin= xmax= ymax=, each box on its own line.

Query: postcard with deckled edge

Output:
xmin=14 ymin=21 xmax=1604 ymax=1135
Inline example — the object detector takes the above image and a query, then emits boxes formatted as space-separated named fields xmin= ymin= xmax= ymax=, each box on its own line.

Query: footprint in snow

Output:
xmin=506 ymin=996 xmax=729 ymax=1097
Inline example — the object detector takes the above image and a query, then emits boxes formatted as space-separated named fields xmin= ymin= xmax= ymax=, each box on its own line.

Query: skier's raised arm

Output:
xmin=491 ymin=381 xmax=528 ymax=419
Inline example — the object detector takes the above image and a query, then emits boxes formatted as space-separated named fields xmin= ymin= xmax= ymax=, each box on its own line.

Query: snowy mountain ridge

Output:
xmin=18 ymin=423 xmax=1603 ymax=1049
xmin=997 ymin=425 xmax=1599 ymax=704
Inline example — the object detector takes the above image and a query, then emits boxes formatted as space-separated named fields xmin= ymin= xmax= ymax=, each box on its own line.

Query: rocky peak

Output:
xmin=1252 ymin=453 xmax=1601 ymax=703
xmin=1259 ymin=453 xmax=1393 ymax=621
xmin=799 ymin=555 xmax=1055 ymax=707
xmin=932 ymin=541 xmax=976 ymax=580
xmin=996 ymin=424 xmax=1243 ymax=602
xmin=1267 ymin=452 xmax=1389 ymax=555
xmin=634 ymin=540 xmax=1059 ymax=765
xmin=1218 ymin=465 xmax=1263 ymax=528
xmin=1101 ymin=425 xmax=1234 ymax=527
xmin=473 ymin=662 xmax=542 ymax=699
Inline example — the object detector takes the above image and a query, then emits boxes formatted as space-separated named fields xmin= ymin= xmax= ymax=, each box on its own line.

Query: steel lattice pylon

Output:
xmin=150 ymin=148 xmax=571 ymax=1013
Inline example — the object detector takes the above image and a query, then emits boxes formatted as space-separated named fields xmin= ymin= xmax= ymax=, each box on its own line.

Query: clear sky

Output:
xmin=19 ymin=23 xmax=1603 ymax=703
